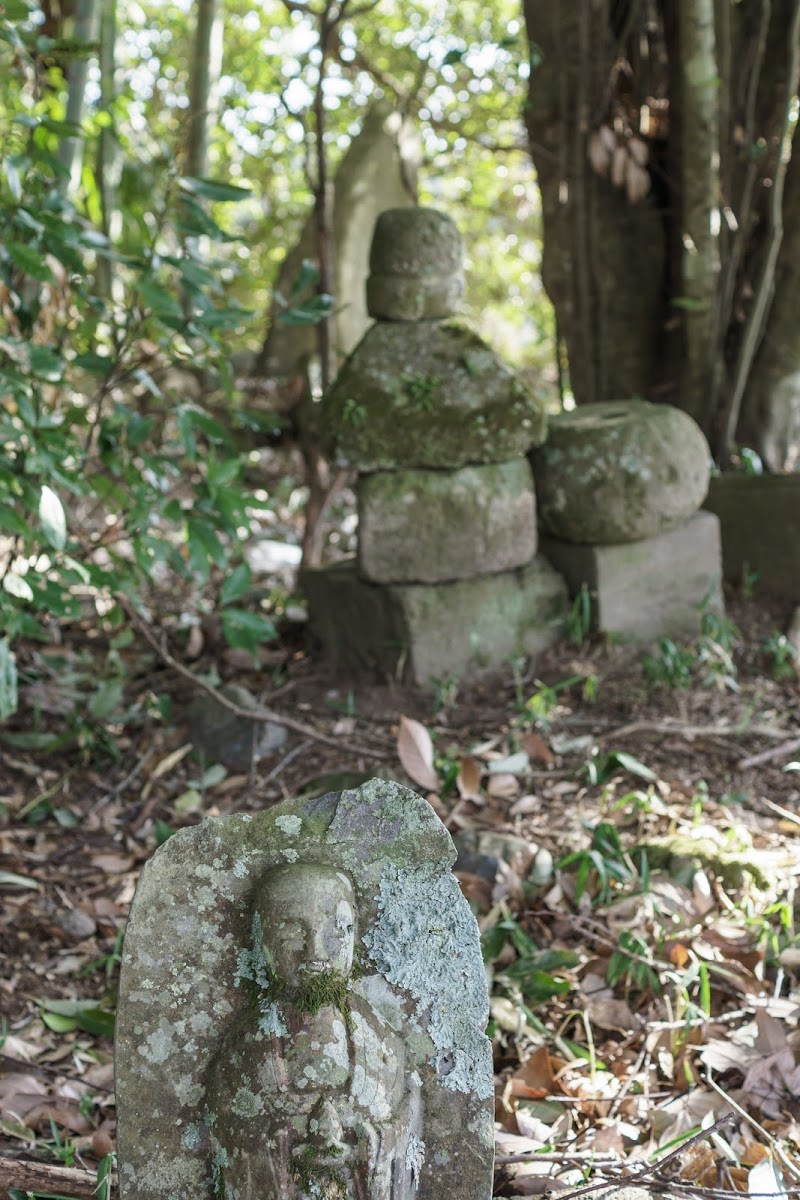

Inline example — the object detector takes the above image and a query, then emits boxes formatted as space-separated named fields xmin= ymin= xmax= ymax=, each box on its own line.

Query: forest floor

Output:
xmin=1 ymin=584 xmax=800 ymax=1200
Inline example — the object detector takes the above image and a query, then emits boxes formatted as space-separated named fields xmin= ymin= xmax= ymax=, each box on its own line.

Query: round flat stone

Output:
xmin=530 ymin=400 xmax=711 ymax=544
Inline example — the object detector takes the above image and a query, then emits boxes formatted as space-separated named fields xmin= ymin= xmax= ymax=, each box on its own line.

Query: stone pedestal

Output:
xmin=540 ymin=511 xmax=724 ymax=641
xmin=302 ymin=557 xmax=567 ymax=684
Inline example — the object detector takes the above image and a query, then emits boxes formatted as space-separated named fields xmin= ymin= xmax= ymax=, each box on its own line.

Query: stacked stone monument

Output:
xmin=302 ymin=207 xmax=568 ymax=685
xmin=530 ymin=399 xmax=724 ymax=640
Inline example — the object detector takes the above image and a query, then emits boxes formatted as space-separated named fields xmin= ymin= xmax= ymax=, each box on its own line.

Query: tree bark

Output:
xmin=523 ymin=0 xmax=666 ymax=406
xmin=95 ymin=0 xmax=119 ymax=298
xmin=58 ymin=0 xmax=97 ymax=189
xmin=675 ymin=0 xmax=721 ymax=428
xmin=186 ymin=0 xmax=222 ymax=178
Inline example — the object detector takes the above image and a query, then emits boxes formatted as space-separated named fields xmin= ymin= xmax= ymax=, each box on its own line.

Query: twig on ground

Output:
xmin=751 ymin=794 xmax=800 ymax=827
xmin=738 ymin=736 xmax=800 ymax=770
xmin=0 ymin=1152 xmax=109 ymax=1199
xmin=602 ymin=720 xmax=793 ymax=743
xmin=118 ymin=597 xmax=390 ymax=761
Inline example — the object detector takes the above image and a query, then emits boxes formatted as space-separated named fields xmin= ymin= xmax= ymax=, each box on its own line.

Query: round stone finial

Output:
xmin=367 ymin=207 xmax=465 ymax=320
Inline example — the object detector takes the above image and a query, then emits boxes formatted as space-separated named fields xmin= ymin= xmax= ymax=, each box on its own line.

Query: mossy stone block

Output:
xmin=301 ymin=556 xmax=568 ymax=684
xmin=322 ymin=321 xmax=547 ymax=470
xmin=358 ymin=459 xmax=537 ymax=584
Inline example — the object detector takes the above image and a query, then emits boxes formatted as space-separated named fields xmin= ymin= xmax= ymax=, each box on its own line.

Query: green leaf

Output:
xmin=38 ymin=997 xmax=115 ymax=1037
xmin=41 ymin=1011 xmax=79 ymax=1033
xmin=221 ymin=608 xmax=276 ymax=652
xmin=39 ymin=484 xmax=67 ymax=550
xmin=155 ymin=819 xmax=174 ymax=846
xmin=136 ymin=276 xmax=183 ymax=320
xmin=187 ymin=516 xmax=226 ymax=568
xmin=608 ymin=751 xmax=658 ymax=782
xmin=289 ymin=258 xmax=319 ymax=298
xmin=2 ymin=0 xmax=32 ymax=20
xmin=179 ymin=176 xmax=253 ymax=202
xmin=278 ymin=293 xmax=333 ymax=327
xmin=220 ymin=561 xmax=252 ymax=607
xmin=0 ymin=638 xmax=18 ymax=719
xmin=88 ymin=679 xmax=124 ymax=721
xmin=28 ymin=343 xmax=64 ymax=382
xmin=3 ymin=573 xmax=33 ymax=602
xmin=5 ymin=241 xmax=53 ymax=281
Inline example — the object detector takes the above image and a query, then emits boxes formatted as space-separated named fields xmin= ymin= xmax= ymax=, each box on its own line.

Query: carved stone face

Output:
xmin=257 ymin=864 xmax=356 ymax=983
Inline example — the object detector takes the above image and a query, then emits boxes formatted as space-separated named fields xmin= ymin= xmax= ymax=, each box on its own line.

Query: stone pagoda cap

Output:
xmin=367 ymin=207 xmax=465 ymax=321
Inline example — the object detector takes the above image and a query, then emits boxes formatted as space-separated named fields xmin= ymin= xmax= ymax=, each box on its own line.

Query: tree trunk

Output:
xmin=737 ymin=127 xmax=800 ymax=469
xmin=523 ymin=1 xmax=667 ymax=407
xmin=524 ymin=0 xmax=800 ymax=470
xmin=186 ymin=0 xmax=222 ymax=179
xmin=58 ymin=0 xmax=97 ymax=189
xmin=95 ymin=0 xmax=119 ymax=298
xmin=674 ymin=0 xmax=721 ymax=428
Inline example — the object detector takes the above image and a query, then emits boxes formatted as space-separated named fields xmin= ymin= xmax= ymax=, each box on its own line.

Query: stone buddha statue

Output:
xmin=206 ymin=863 xmax=423 ymax=1200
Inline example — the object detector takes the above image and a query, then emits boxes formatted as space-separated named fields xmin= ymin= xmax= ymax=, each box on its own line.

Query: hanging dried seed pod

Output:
xmin=599 ymin=124 xmax=616 ymax=154
xmin=628 ymin=135 xmax=648 ymax=166
xmin=611 ymin=144 xmax=628 ymax=188
xmin=588 ymin=130 xmax=612 ymax=177
xmin=625 ymin=159 xmax=651 ymax=203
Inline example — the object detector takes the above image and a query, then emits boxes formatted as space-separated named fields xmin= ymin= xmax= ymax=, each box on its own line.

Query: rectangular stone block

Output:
xmin=703 ymin=474 xmax=800 ymax=601
xmin=539 ymin=511 xmax=724 ymax=642
xmin=358 ymin=458 xmax=537 ymax=584
xmin=300 ymin=556 xmax=568 ymax=685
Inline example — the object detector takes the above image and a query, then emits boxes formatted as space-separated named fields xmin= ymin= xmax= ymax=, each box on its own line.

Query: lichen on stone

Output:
xmin=363 ymin=863 xmax=493 ymax=1099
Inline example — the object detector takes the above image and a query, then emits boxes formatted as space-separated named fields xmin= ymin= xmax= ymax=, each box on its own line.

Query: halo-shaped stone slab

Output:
xmin=116 ymin=780 xmax=494 ymax=1200
xmin=530 ymin=400 xmax=711 ymax=544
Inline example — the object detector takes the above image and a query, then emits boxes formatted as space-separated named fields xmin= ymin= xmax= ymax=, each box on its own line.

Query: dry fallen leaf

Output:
xmin=487 ymin=773 xmax=519 ymax=798
xmin=456 ymin=756 xmax=483 ymax=802
xmin=151 ymin=743 xmax=192 ymax=780
xmin=396 ymin=715 xmax=438 ymax=792
xmin=521 ymin=730 xmax=556 ymax=768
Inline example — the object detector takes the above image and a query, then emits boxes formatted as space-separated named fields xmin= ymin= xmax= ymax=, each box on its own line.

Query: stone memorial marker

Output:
xmin=116 ymin=779 xmax=494 ymax=1199
xmin=302 ymin=206 xmax=567 ymax=684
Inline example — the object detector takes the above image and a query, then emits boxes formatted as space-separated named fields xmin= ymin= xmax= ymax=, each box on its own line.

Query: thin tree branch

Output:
xmin=117 ymin=596 xmax=391 ymax=761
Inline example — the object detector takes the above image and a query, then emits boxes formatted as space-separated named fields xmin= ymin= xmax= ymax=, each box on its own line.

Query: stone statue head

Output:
xmin=255 ymin=863 xmax=356 ymax=985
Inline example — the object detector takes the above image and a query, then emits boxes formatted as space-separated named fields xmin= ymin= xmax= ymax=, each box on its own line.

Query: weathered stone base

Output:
xmin=539 ymin=511 xmax=724 ymax=642
xmin=703 ymin=474 xmax=800 ymax=601
xmin=358 ymin=458 xmax=537 ymax=584
xmin=300 ymin=557 xmax=568 ymax=684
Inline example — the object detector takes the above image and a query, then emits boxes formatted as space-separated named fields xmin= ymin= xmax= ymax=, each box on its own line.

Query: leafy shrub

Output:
xmin=0 ymin=3 xmax=281 ymax=720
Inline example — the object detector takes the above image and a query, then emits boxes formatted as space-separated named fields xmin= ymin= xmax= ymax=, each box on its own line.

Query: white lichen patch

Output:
xmin=257 ymin=1002 xmax=287 ymax=1037
xmin=181 ymin=1122 xmax=202 ymax=1150
xmin=174 ymin=1075 xmax=205 ymax=1106
xmin=282 ymin=848 xmax=299 ymax=862
xmin=138 ymin=1020 xmax=176 ymax=1064
xmin=275 ymin=814 xmax=303 ymax=835
xmin=231 ymin=1086 xmax=264 ymax=1118
xmin=232 ymin=859 xmax=249 ymax=879
xmin=406 ymin=1133 xmax=426 ymax=1181
xmin=322 ymin=1019 xmax=349 ymax=1071
xmin=363 ymin=864 xmax=493 ymax=1100
xmin=350 ymin=1013 xmax=393 ymax=1119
